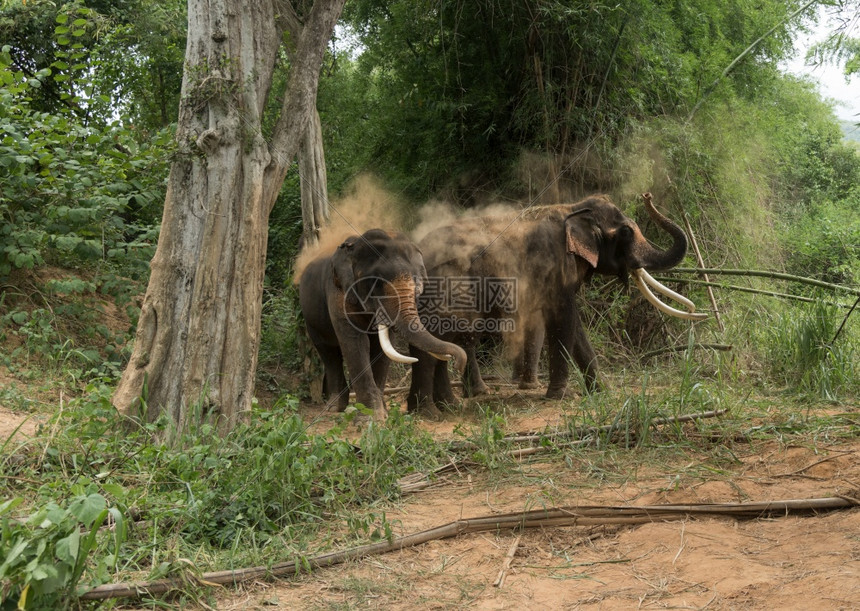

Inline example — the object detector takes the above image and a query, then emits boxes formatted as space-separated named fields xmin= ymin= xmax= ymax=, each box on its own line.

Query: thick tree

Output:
xmin=113 ymin=0 xmax=345 ymax=431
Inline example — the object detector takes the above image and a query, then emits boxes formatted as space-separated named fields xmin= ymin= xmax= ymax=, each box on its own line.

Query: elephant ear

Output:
xmin=564 ymin=209 xmax=600 ymax=268
xmin=331 ymin=236 xmax=359 ymax=291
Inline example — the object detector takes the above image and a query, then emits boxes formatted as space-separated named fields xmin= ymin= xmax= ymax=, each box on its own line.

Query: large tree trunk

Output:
xmin=113 ymin=0 xmax=345 ymax=433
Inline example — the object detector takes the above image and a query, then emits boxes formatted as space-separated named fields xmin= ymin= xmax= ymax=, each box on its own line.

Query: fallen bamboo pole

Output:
xmin=80 ymin=494 xmax=859 ymax=601
xmin=671 ymin=268 xmax=860 ymax=296
xmin=654 ymin=276 xmax=855 ymax=308
xmin=639 ymin=343 xmax=733 ymax=361
xmin=448 ymin=408 xmax=727 ymax=453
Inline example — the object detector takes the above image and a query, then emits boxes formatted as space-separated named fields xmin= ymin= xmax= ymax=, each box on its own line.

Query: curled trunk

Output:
xmin=384 ymin=278 xmax=468 ymax=372
xmin=634 ymin=193 xmax=688 ymax=271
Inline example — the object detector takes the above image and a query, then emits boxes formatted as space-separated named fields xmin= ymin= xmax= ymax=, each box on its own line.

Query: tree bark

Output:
xmin=113 ymin=0 xmax=345 ymax=433
xmin=299 ymin=107 xmax=330 ymax=247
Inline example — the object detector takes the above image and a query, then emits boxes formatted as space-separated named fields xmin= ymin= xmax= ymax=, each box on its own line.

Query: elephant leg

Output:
xmin=461 ymin=338 xmax=489 ymax=397
xmin=314 ymin=342 xmax=349 ymax=412
xmin=515 ymin=324 xmax=544 ymax=390
xmin=368 ymin=333 xmax=392 ymax=394
xmin=407 ymin=347 xmax=444 ymax=420
xmin=546 ymin=305 xmax=598 ymax=399
xmin=334 ymin=324 xmax=386 ymax=420
xmin=433 ymin=358 xmax=457 ymax=406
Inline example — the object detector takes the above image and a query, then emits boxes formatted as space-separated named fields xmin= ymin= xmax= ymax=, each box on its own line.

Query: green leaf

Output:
xmin=0 ymin=497 xmax=24 ymax=517
xmin=55 ymin=529 xmax=81 ymax=566
xmin=67 ymin=494 xmax=106 ymax=527
xmin=56 ymin=13 xmax=69 ymax=24
xmin=100 ymin=483 xmax=125 ymax=500
xmin=10 ymin=311 xmax=29 ymax=324
xmin=0 ymin=539 xmax=29 ymax=574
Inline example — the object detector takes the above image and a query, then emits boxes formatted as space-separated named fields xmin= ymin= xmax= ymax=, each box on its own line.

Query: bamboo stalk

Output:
xmin=670 ymin=268 xmax=860 ymax=296
xmin=687 ymin=0 xmax=818 ymax=121
xmin=448 ymin=409 xmax=727 ymax=452
xmin=655 ymin=276 xmax=855 ymax=308
xmin=639 ymin=343 xmax=733 ymax=361
xmin=493 ymin=534 xmax=521 ymax=587
xmin=682 ymin=213 xmax=723 ymax=331
xmin=80 ymin=495 xmax=859 ymax=601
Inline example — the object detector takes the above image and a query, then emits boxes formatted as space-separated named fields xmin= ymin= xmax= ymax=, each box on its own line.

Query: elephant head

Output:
xmin=564 ymin=193 xmax=707 ymax=320
xmin=331 ymin=229 xmax=468 ymax=370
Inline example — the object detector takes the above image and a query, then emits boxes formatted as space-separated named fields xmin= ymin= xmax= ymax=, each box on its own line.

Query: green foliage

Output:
xmin=0 ymin=493 xmax=126 ymax=610
xmin=0 ymin=3 xmax=173 ymax=376
xmin=784 ymin=191 xmax=860 ymax=287
xmin=453 ymin=406 xmax=511 ymax=470
xmin=337 ymin=0 xmax=803 ymax=201
xmin=0 ymin=50 xmax=170 ymax=279
xmin=1 ymin=388 xmax=448 ymax=603
xmin=258 ymin=286 xmax=304 ymax=373
xmin=758 ymin=298 xmax=858 ymax=398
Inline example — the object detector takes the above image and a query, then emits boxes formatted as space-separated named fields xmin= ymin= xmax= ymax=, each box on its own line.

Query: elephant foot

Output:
xmin=415 ymin=401 xmax=445 ymax=422
xmin=518 ymin=380 xmax=540 ymax=390
xmin=464 ymin=381 xmax=490 ymax=397
xmin=325 ymin=396 xmax=348 ymax=412
xmin=435 ymin=398 xmax=461 ymax=414
xmin=545 ymin=385 xmax=567 ymax=400
xmin=373 ymin=405 xmax=389 ymax=422
xmin=433 ymin=389 xmax=457 ymax=405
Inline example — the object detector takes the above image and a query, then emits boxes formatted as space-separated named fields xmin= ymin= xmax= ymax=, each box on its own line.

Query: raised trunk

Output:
xmin=113 ymin=0 xmax=345 ymax=434
xmin=634 ymin=194 xmax=688 ymax=271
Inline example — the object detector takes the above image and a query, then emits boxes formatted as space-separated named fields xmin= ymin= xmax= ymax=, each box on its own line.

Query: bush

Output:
xmin=759 ymin=299 xmax=858 ymax=399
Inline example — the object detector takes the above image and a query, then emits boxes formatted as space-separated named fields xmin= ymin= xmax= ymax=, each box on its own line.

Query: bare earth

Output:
xmin=2 ymin=388 xmax=858 ymax=610
xmin=218 ymin=390 xmax=860 ymax=611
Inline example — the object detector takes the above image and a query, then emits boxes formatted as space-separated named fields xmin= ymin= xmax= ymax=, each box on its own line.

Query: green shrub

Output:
xmin=759 ymin=299 xmax=858 ymax=399
xmin=0 ymin=493 xmax=126 ymax=610
xmin=783 ymin=191 xmax=860 ymax=288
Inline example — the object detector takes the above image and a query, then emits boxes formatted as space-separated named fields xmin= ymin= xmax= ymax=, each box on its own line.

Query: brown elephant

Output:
xmin=407 ymin=193 xmax=706 ymax=413
xmin=299 ymin=229 xmax=467 ymax=421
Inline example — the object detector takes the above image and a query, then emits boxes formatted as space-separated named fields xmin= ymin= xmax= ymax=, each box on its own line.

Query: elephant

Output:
xmin=406 ymin=193 xmax=706 ymax=413
xmin=299 ymin=228 xmax=467 ymax=421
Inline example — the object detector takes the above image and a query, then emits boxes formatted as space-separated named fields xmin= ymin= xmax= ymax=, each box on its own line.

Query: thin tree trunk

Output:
xmin=113 ymin=0 xmax=344 ymax=433
xmin=299 ymin=108 xmax=330 ymax=247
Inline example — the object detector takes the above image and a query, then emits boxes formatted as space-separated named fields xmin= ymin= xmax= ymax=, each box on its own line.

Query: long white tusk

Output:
xmin=377 ymin=324 xmax=419 ymax=364
xmin=633 ymin=270 xmax=709 ymax=321
xmin=429 ymin=352 xmax=453 ymax=361
xmin=635 ymin=268 xmax=697 ymax=312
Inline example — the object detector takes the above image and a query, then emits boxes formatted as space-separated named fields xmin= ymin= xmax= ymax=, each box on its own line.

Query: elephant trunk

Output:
xmin=383 ymin=277 xmax=468 ymax=373
xmin=634 ymin=192 xmax=688 ymax=271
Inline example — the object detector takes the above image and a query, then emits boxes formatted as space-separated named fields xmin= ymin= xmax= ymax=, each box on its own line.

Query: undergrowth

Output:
xmin=0 ymin=391 xmax=445 ymax=609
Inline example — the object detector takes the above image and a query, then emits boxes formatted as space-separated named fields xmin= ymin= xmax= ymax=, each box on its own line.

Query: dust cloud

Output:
xmin=293 ymin=175 xmax=408 ymax=282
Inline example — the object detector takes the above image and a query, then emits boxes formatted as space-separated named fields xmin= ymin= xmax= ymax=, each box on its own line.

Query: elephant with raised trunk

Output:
xmin=299 ymin=229 xmax=467 ymax=421
xmin=407 ymin=193 xmax=706 ymax=413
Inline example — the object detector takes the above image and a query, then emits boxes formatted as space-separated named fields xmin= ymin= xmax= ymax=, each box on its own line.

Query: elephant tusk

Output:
xmin=635 ymin=268 xmax=697 ymax=312
xmin=429 ymin=352 xmax=453 ymax=361
xmin=632 ymin=270 xmax=709 ymax=321
xmin=377 ymin=324 xmax=419 ymax=364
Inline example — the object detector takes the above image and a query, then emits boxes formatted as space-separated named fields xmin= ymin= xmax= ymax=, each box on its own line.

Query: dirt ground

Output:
xmin=228 ymin=388 xmax=859 ymax=611
xmin=1 ymin=387 xmax=858 ymax=610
